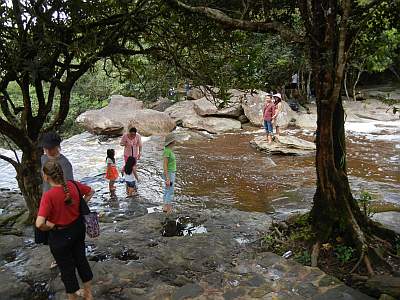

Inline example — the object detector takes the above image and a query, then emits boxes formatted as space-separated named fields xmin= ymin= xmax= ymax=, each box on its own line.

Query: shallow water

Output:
xmin=0 ymin=119 xmax=399 ymax=217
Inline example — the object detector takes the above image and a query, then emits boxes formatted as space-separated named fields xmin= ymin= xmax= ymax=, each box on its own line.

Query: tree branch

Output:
xmin=0 ymin=92 xmax=20 ymax=126
xmin=166 ymin=0 xmax=303 ymax=43
xmin=0 ymin=154 xmax=19 ymax=169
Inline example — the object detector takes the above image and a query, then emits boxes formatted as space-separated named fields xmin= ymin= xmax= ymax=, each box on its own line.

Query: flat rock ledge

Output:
xmin=0 ymin=207 xmax=374 ymax=300
xmin=250 ymin=135 xmax=316 ymax=155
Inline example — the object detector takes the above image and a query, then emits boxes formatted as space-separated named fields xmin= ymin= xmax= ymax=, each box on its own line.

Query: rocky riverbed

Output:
xmin=0 ymin=192 xmax=376 ymax=300
xmin=0 ymin=86 xmax=399 ymax=299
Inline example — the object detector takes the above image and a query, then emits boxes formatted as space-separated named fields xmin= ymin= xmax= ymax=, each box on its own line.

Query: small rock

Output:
xmin=172 ymin=283 xmax=204 ymax=300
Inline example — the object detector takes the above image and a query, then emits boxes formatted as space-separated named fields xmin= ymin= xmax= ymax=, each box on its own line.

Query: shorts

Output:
xmin=264 ymin=120 xmax=273 ymax=133
xmin=163 ymin=172 xmax=176 ymax=203
xmin=126 ymin=181 xmax=137 ymax=189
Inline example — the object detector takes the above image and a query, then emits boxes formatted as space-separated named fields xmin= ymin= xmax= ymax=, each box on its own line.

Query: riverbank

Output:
xmin=0 ymin=192 xmax=377 ymax=300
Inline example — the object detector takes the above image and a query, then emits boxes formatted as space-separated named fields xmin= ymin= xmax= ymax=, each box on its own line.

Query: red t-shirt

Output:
xmin=38 ymin=181 xmax=91 ymax=226
xmin=263 ymin=103 xmax=276 ymax=121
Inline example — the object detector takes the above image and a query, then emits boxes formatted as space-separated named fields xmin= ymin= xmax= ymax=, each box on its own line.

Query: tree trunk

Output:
xmin=306 ymin=71 xmax=311 ymax=102
xmin=310 ymin=95 xmax=368 ymax=246
xmin=352 ymin=69 xmax=362 ymax=101
xmin=344 ymin=69 xmax=351 ymax=101
xmin=15 ymin=146 xmax=43 ymax=223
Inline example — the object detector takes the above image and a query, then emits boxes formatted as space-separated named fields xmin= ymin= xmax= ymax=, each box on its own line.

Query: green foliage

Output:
xmin=294 ymin=250 xmax=311 ymax=265
xmin=347 ymin=1 xmax=400 ymax=88
xmin=334 ymin=245 xmax=355 ymax=264
xmin=357 ymin=190 xmax=375 ymax=218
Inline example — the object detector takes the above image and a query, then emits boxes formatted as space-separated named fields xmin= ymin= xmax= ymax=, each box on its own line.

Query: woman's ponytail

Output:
xmin=43 ymin=161 xmax=72 ymax=205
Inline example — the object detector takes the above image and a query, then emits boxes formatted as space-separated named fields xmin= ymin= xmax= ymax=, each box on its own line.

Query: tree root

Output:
xmin=311 ymin=241 xmax=320 ymax=267
xmin=350 ymin=249 xmax=366 ymax=274
xmin=363 ymin=255 xmax=374 ymax=275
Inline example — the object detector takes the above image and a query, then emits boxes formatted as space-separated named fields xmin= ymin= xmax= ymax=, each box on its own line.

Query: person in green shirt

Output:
xmin=163 ymin=133 xmax=176 ymax=213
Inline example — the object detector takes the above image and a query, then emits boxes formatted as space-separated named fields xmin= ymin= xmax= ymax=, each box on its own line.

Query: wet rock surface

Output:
xmin=250 ymin=135 xmax=316 ymax=155
xmin=0 ymin=194 xmax=376 ymax=300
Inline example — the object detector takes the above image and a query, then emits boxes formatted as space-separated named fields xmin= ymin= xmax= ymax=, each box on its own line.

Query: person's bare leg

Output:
xmin=276 ymin=126 xmax=280 ymax=136
xmin=127 ymin=187 xmax=132 ymax=197
xmin=109 ymin=181 xmax=115 ymax=193
xmin=67 ymin=292 xmax=78 ymax=300
xmin=83 ymin=280 xmax=93 ymax=300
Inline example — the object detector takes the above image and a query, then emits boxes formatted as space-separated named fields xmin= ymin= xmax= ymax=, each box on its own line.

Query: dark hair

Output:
xmin=41 ymin=132 xmax=62 ymax=149
xmin=274 ymin=97 xmax=281 ymax=104
xmin=129 ymin=127 xmax=137 ymax=133
xmin=42 ymin=161 xmax=72 ymax=205
xmin=106 ymin=149 xmax=115 ymax=164
xmin=124 ymin=156 xmax=136 ymax=175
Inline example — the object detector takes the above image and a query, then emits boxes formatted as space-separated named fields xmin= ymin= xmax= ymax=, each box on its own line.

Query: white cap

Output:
xmin=273 ymin=93 xmax=282 ymax=99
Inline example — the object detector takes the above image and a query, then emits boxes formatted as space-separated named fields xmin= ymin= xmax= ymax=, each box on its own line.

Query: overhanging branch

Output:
xmin=0 ymin=153 xmax=19 ymax=169
xmin=166 ymin=0 xmax=303 ymax=43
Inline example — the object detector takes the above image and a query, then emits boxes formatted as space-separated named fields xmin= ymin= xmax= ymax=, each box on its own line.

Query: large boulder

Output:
xmin=241 ymin=90 xmax=265 ymax=126
xmin=148 ymin=97 xmax=173 ymax=112
xmin=187 ymin=86 xmax=220 ymax=100
xmin=165 ymin=100 xmax=198 ymax=125
xmin=165 ymin=100 xmax=242 ymax=133
xmin=76 ymin=95 xmax=175 ymax=136
xmin=187 ymin=86 xmax=206 ymax=100
xmin=250 ymin=135 xmax=316 ymax=155
xmin=182 ymin=116 xmax=242 ymax=133
xmin=127 ymin=110 xmax=176 ymax=136
xmin=193 ymin=96 xmax=242 ymax=117
xmin=291 ymin=112 xmax=317 ymax=129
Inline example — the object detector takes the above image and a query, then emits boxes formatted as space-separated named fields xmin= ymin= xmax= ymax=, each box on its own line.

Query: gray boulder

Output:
xmin=165 ymin=100 xmax=242 ymax=133
xmin=182 ymin=116 xmax=242 ymax=134
xmin=76 ymin=95 xmax=175 ymax=136
xmin=148 ymin=97 xmax=173 ymax=112
xmin=193 ymin=96 xmax=242 ymax=117
xmin=165 ymin=100 xmax=198 ymax=125
xmin=250 ymin=135 xmax=316 ymax=155
xmin=241 ymin=90 xmax=265 ymax=126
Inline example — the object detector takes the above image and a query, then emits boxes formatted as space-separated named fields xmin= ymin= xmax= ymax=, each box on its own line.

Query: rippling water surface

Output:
xmin=0 ymin=119 xmax=399 ymax=216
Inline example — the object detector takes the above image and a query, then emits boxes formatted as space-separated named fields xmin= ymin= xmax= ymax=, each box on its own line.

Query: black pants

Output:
xmin=49 ymin=218 xmax=93 ymax=294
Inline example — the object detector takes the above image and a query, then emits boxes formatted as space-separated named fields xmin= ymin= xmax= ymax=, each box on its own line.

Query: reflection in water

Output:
xmin=0 ymin=119 xmax=399 ymax=216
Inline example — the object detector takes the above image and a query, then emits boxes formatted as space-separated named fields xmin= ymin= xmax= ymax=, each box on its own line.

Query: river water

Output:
xmin=0 ymin=119 xmax=399 ymax=218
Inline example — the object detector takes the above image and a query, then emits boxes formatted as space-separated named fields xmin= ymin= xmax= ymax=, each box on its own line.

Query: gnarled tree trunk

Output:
xmin=15 ymin=146 xmax=43 ymax=222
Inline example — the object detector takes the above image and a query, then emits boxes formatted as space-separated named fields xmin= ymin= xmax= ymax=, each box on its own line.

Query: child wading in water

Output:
xmin=122 ymin=156 xmax=139 ymax=197
xmin=105 ymin=149 xmax=118 ymax=195
xmin=163 ymin=134 xmax=176 ymax=213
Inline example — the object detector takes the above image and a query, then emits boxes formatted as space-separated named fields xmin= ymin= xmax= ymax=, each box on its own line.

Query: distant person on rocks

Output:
xmin=162 ymin=134 xmax=176 ymax=213
xmin=120 ymin=127 xmax=142 ymax=163
xmin=122 ymin=156 xmax=139 ymax=197
xmin=105 ymin=149 xmax=118 ymax=195
xmin=36 ymin=161 xmax=94 ymax=300
xmin=262 ymin=93 xmax=275 ymax=143
xmin=272 ymin=93 xmax=286 ymax=136
xmin=37 ymin=132 xmax=74 ymax=269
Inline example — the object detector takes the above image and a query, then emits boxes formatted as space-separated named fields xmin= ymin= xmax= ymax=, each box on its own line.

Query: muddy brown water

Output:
xmin=0 ymin=121 xmax=399 ymax=218
xmin=175 ymin=128 xmax=399 ymax=214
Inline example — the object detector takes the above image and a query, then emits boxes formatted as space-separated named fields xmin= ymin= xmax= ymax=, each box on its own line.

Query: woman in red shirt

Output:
xmin=36 ymin=161 xmax=94 ymax=300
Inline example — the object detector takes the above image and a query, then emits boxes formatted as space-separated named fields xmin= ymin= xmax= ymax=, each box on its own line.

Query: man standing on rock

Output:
xmin=262 ymin=93 xmax=275 ymax=143
xmin=120 ymin=127 xmax=143 ymax=163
